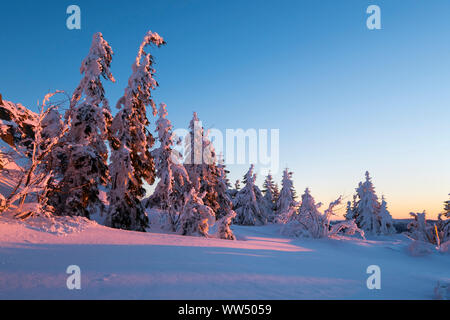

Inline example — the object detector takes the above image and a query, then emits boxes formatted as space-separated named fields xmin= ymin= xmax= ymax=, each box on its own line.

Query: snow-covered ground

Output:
xmin=0 ymin=215 xmax=448 ymax=300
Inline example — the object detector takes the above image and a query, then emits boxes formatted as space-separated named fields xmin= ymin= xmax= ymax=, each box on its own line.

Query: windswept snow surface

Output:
xmin=0 ymin=216 xmax=448 ymax=300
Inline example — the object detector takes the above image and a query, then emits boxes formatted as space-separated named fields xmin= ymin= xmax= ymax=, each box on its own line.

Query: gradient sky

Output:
xmin=0 ymin=0 xmax=449 ymax=219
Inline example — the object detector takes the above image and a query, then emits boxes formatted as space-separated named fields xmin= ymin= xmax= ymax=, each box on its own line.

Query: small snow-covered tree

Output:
xmin=344 ymin=201 xmax=355 ymax=220
xmin=233 ymin=165 xmax=268 ymax=226
xmin=281 ymin=188 xmax=364 ymax=239
xmin=407 ymin=212 xmax=441 ymax=244
xmin=177 ymin=188 xmax=216 ymax=237
xmin=50 ymin=32 xmax=115 ymax=218
xmin=216 ymin=209 xmax=237 ymax=240
xmin=406 ymin=210 xmax=449 ymax=254
xmin=213 ymin=157 xmax=237 ymax=240
xmin=378 ymin=196 xmax=396 ymax=235
xmin=276 ymin=168 xmax=297 ymax=215
xmin=107 ymin=31 xmax=165 ymax=231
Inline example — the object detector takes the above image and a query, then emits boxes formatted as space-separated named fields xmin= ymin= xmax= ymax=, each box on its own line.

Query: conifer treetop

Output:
xmin=71 ymin=32 xmax=115 ymax=110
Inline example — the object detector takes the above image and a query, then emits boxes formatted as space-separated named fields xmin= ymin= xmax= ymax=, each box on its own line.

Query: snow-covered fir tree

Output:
xmin=348 ymin=171 xmax=396 ymax=235
xmin=262 ymin=172 xmax=277 ymax=216
xmin=107 ymin=31 xmax=165 ymax=231
xmin=297 ymin=188 xmax=320 ymax=220
xmin=353 ymin=172 xmax=380 ymax=234
xmin=276 ymin=168 xmax=297 ymax=215
xmin=177 ymin=188 xmax=216 ymax=237
xmin=344 ymin=194 xmax=358 ymax=221
xmin=233 ymin=165 xmax=268 ymax=226
xmin=49 ymin=32 xmax=115 ymax=218
xmin=378 ymin=196 xmax=396 ymax=235
xmin=147 ymin=103 xmax=190 ymax=229
xmin=344 ymin=201 xmax=355 ymax=220
xmin=184 ymin=112 xmax=220 ymax=216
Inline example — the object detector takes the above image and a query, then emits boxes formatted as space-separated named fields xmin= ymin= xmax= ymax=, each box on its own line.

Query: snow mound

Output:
xmin=24 ymin=215 xmax=96 ymax=236
xmin=0 ymin=214 xmax=97 ymax=237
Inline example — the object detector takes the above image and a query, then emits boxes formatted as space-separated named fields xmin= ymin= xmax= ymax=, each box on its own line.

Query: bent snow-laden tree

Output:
xmin=146 ymin=103 xmax=190 ymax=230
xmin=2 ymin=92 xmax=69 ymax=218
xmin=214 ymin=157 xmax=237 ymax=240
xmin=406 ymin=197 xmax=450 ymax=251
xmin=107 ymin=31 xmax=166 ymax=231
xmin=233 ymin=165 xmax=268 ymax=226
xmin=49 ymin=32 xmax=115 ymax=218
xmin=177 ymin=188 xmax=216 ymax=237
xmin=281 ymin=188 xmax=364 ymax=239
xmin=216 ymin=209 xmax=236 ymax=240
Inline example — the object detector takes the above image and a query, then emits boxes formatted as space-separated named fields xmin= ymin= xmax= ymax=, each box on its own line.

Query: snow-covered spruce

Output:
xmin=281 ymin=188 xmax=364 ymax=239
xmin=233 ymin=165 xmax=268 ymax=226
xmin=177 ymin=188 xmax=216 ymax=237
xmin=346 ymin=171 xmax=396 ymax=235
xmin=344 ymin=201 xmax=354 ymax=220
xmin=378 ymin=196 xmax=396 ymax=235
xmin=262 ymin=172 xmax=277 ymax=220
xmin=49 ymin=33 xmax=115 ymax=218
xmin=107 ymin=31 xmax=165 ymax=231
xmin=276 ymin=168 xmax=297 ymax=216
xmin=184 ymin=112 xmax=221 ymax=216
xmin=146 ymin=103 xmax=190 ymax=230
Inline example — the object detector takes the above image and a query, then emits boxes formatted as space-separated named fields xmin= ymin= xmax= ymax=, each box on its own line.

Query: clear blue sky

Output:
xmin=1 ymin=0 xmax=449 ymax=218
